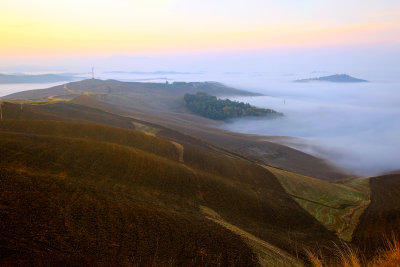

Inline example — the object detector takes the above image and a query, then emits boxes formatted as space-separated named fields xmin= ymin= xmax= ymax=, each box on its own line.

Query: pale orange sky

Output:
xmin=1 ymin=0 xmax=399 ymax=58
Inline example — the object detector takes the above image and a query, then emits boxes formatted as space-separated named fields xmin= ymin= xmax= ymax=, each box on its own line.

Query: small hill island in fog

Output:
xmin=295 ymin=74 xmax=368 ymax=83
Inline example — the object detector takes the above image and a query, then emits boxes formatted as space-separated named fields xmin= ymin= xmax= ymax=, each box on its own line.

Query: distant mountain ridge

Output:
xmin=295 ymin=74 xmax=368 ymax=83
xmin=0 ymin=73 xmax=75 ymax=84
xmin=105 ymin=70 xmax=198 ymax=75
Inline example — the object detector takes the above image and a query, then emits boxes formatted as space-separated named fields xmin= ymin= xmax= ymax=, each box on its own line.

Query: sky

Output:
xmin=0 ymin=1 xmax=399 ymax=176
xmin=1 ymin=0 xmax=399 ymax=60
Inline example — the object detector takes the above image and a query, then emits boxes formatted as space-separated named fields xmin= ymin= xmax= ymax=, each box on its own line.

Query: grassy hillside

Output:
xmin=0 ymin=96 xmax=397 ymax=265
xmin=0 ymin=101 xmax=238 ymax=156
xmin=264 ymin=166 xmax=370 ymax=241
xmin=73 ymin=92 xmax=348 ymax=180
xmin=1 ymin=79 xmax=259 ymax=112
xmin=200 ymin=205 xmax=304 ymax=267
xmin=0 ymin=120 xmax=178 ymax=160
xmin=0 ymin=117 xmax=347 ymax=266
xmin=0 ymin=101 xmax=137 ymax=130
xmin=170 ymin=141 xmax=342 ymax=260
xmin=0 ymin=123 xmax=258 ymax=266
xmin=2 ymin=79 xmax=348 ymax=180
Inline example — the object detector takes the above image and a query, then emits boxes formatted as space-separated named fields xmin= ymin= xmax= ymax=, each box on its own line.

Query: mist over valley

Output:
xmin=220 ymin=78 xmax=400 ymax=176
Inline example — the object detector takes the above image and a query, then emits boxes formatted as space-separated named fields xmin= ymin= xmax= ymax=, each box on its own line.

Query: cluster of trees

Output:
xmin=184 ymin=92 xmax=282 ymax=120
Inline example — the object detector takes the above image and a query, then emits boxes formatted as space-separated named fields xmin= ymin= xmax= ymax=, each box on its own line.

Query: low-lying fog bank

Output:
xmin=220 ymin=78 xmax=400 ymax=177
xmin=0 ymin=81 xmax=71 ymax=98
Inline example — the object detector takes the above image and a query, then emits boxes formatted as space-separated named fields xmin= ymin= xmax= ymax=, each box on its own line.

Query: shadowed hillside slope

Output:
xmin=0 ymin=125 xmax=256 ymax=266
xmin=0 ymin=117 xmax=346 ymax=266
xmin=352 ymin=174 xmax=400 ymax=259
xmin=72 ymin=93 xmax=348 ymax=180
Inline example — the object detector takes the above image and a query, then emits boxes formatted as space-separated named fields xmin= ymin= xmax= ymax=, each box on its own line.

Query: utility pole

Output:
xmin=0 ymin=102 xmax=3 ymax=121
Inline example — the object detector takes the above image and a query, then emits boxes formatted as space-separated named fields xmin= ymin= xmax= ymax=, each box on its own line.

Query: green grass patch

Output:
xmin=132 ymin=121 xmax=160 ymax=136
xmin=264 ymin=166 xmax=370 ymax=241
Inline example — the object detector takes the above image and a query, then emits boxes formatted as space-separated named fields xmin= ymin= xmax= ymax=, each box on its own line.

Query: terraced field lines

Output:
xmin=264 ymin=166 xmax=370 ymax=241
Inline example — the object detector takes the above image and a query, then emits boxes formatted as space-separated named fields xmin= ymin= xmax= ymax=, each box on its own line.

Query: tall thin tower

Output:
xmin=91 ymin=66 xmax=95 ymax=79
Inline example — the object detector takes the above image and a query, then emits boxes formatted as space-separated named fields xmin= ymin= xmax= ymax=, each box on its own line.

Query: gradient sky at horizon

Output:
xmin=1 ymin=0 xmax=399 ymax=59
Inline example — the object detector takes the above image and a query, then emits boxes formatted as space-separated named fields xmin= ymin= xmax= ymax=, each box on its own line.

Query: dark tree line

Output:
xmin=184 ymin=92 xmax=282 ymax=120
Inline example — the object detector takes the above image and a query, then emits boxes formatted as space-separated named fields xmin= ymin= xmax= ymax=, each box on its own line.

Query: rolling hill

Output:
xmin=2 ymin=79 xmax=260 ymax=112
xmin=1 ymin=80 xmax=399 ymax=266
xmin=0 ymin=103 xmax=343 ymax=266
xmin=1 ymin=80 xmax=348 ymax=180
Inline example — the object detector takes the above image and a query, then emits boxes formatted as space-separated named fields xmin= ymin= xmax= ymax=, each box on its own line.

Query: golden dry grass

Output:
xmin=0 ymin=119 xmax=341 ymax=265
xmin=3 ymin=100 xmax=396 ymax=265
xmin=0 ymin=129 xmax=258 ymax=266
xmin=307 ymin=236 xmax=400 ymax=267
xmin=370 ymin=236 xmax=400 ymax=267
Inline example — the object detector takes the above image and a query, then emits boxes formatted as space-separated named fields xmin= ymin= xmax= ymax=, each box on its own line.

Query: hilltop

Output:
xmin=295 ymin=74 xmax=368 ymax=83
xmin=2 ymin=79 xmax=260 ymax=100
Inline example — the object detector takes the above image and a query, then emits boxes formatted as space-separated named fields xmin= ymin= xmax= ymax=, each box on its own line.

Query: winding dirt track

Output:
xmin=200 ymin=206 xmax=304 ymax=267
xmin=170 ymin=141 xmax=184 ymax=163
